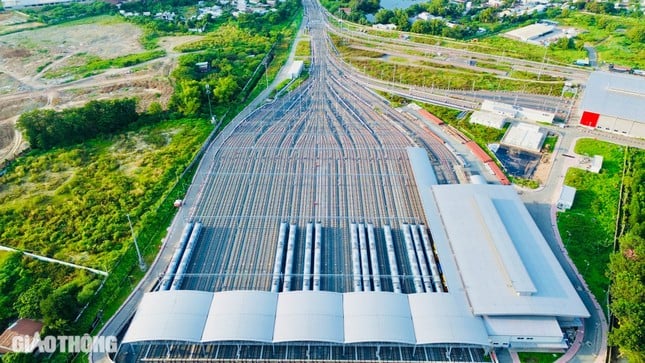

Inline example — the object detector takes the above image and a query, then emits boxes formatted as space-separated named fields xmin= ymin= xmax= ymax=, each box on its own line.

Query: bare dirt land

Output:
xmin=0 ymin=15 xmax=198 ymax=164
xmin=0 ymin=11 xmax=43 ymax=35
xmin=0 ymin=17 xmax=144 ymax=83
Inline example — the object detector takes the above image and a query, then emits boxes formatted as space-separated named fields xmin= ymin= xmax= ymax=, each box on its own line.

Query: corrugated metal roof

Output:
xmin=505 ymin=23 xmax=555 ymax=41
xmin=470 ymin=111 xmax=508 ymax=129
xmin=580 ymin=71 xmax=645 ymax=123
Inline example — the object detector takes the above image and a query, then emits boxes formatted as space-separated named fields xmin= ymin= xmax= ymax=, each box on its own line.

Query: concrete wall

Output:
xmin=596 ymin=115 xmax=645 ymax=138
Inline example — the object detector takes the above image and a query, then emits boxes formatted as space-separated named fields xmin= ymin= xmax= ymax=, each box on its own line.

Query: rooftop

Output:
xmin=501 ymin=122 xmax=546 ymax=152
xmin=430 ymin=184 xmax=589 ymax=318
xmin=580 ymin=71 xmax=645 ymax=123
xmin=123 ymin=290 xmax=490 ymax=346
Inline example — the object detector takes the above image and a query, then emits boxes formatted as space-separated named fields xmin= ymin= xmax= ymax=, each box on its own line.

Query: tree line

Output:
xmin=608 ymin=148 xmax=645 ymax=362
xmin=17 ymin=99 xmax=139 ymax=150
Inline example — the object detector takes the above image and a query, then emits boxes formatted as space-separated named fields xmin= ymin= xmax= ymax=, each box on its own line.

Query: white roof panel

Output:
xmin=343 ymin=292 xmax=415 ymax=344
xmin=274 ymin=291 xmax=344 ymax=343
xmin=470 ymin=110 xmax=508 ymax=129
xmin=431 ymin=184 xmax=589 ymax=318
xmin=505 ymin=23 xmax=555 ymax=41
xmin=202 ymin=290 xmax=277 ymax=342
xmin=558 ymin=185 xmax=576 ymax=205
xmin=409 ymin=293 xmax=489 ymax=345
xmin=501 ymin=122 xmax=546 ymax=152
xmin=122 ymin=290 xmax=213 ymax=343
xmin=483 ymin=316 xmax=563 ymax=338
xmin=407 ymin=147 xmax=438 ymax=187
xmin=581 ymin=71 xmax=645 ymax=123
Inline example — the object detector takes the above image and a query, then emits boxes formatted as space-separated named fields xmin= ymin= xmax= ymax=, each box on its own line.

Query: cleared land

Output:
xmin=0 ymin=16 xmax=198 ymax=164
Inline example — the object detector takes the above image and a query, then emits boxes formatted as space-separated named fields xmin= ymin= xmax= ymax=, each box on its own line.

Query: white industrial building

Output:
xmin=469 ymin=110 xmax=508 ymax=129
xmin=557 ymin=185 xmax=576 ymax=210
xmin=578 ymin=71 xmax=645 ymax=138
xmin=481 ymin=100 xmax=555 ymax=124
xmin=501 ymin=122 xmax=547 ymax=152
xmin=505 ymin=23 xmax=555 ymax=43
xmin=120 ymin=148 xmax=588 ymax=357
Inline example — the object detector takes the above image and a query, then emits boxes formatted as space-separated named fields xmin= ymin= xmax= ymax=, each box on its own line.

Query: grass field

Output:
xmin=518 ymin=352 xmax=564 ymax=363
xmin=557 ymin=139 xmax=626 ymax=315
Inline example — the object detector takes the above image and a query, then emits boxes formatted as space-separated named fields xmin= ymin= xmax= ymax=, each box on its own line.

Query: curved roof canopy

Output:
xmin=122 ymin=290 xmax=490 ymax=346
xmin=122 ymin=290 xmax=212 ymax=344
xmin=274 ymin=291 xmax=344 ymax=343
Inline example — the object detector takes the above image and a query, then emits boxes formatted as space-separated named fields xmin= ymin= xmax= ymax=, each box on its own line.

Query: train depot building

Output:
xmin=579 ymin=71 xmax=645 ymax=138
xmin=115 ymin=148 xmax=588 ymax=362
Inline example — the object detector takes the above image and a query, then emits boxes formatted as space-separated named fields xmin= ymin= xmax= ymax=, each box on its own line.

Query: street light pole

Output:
xmin=127 ymin=214 xmax=146 ymax=271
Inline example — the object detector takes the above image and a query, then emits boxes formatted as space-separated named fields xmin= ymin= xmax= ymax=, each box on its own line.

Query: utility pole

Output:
xmin=205 ymin=84 xmax=214 ymax=123
xmin=127 ymin=214 xmax=146 ymax=271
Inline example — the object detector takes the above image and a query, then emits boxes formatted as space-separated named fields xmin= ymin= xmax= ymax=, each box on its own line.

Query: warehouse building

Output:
xmin=505 ymin=23 xmax=555 ymax=43
xmin=116 ymin=148 xmax=588 ymax=361
xmin=469 ymin=110 xmax=508 ymax=129
xmin=501 ymin=122 xmax=547 ymax=152
xmin=578 ymin=71 xmax=645 ymax=138
xmin=481 ymin=100 xmax=555 ymax=124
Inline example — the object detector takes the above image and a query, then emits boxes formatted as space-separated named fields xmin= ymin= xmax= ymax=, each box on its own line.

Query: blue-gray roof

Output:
xmin=580 ymin=71 xmax=645 ymax=123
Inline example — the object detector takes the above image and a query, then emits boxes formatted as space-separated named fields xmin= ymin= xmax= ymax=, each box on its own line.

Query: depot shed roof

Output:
xmin=580 ymin=71 xmax=645 ymax=123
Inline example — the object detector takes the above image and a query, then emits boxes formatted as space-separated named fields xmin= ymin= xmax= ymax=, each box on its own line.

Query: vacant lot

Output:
xmin=0 ymin=16 xmax=200 ymax=164
xmin=0 ymin=16 xmax=144 ymax=83
xmin=0 ymin=11 xmax=43 ymax=35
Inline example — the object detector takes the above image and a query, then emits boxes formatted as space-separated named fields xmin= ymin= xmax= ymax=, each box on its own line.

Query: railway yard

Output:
xmin=113 ymin=0 xmax=494 ymax=361
xmin=107 ymin=0 xmax=606 ymax=360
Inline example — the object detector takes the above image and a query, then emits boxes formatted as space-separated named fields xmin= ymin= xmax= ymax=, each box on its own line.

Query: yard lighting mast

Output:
xmin=127 ymin=214 xmax=146 ymax=271
xmin=205 ymin=84 xmax=215 ymax=123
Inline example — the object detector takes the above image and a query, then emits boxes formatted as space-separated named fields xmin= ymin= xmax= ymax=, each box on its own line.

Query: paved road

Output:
xmin=584 ymin=46 xmax=598 ymax=68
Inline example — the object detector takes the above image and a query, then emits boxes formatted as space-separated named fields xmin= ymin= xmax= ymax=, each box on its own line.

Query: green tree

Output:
xmin=411 ymin=19 xmax=431 ymax=33
xmin=14 ymin=278 xmax=53 ymax=319
xmin=40 ymin=283 xmax=82 ymax=334
xmin=169 ymin=80 xmax=202 ymax=116
xmin=393 ymin=9 xmax=410 ymax=31
xmin=374 ymin=9 xmax=394 ymax=24
xmin=478 ymin=7 xmax=496 ymax=23
xmin=147 ymin=101 xmax=164 ymax=117
xmin=0 ymin=254 xmax=31 ymax=325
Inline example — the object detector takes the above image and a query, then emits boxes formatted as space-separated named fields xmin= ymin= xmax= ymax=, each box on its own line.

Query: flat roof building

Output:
xmin=481 ymin=100 xmax=555 ymax=124
xmin=579 ymin=71 xmax=645 ymax=138
xmin=501 ymin=122 xmax=547 ymax=152
xmin=557 ymin=185 xmax=576 ymax=210
xmin=469 ymin=110 xmax=508 ymax=129
xmin=505 ymin=23 xmax=555 ymax=43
